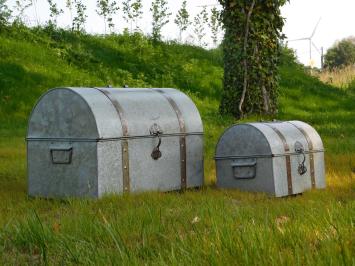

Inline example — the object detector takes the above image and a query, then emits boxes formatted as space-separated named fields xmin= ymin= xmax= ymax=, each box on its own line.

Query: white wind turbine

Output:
xmin=288 ymin=18 xmax=323 ymax=68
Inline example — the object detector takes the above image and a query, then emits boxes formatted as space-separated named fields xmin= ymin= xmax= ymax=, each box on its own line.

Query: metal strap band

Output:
xmin=153 ymin=89 xmax=187 ymax=189
xmin=264 ymin=123 xmax=293 ymax=195
xmin=94 ymin=88 xmax=130 ymax=193
xmin=26 ymin=132 xmax=203 ymax=142
xmin=288 ymin=122 xmax=316 ymax=188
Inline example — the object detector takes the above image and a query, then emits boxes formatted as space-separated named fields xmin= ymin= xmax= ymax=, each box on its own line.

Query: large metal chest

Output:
xmin=215 ymin=121 xmax=325 ymax=197
xmin=27 ymin=87 xmax=204 ymax=198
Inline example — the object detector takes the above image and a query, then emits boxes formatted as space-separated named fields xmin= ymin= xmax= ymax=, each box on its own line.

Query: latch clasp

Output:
xmin=150 ymin=123 xmax=163 ymax=160
xmin=295 ymin=141 xmax=307 ymax=175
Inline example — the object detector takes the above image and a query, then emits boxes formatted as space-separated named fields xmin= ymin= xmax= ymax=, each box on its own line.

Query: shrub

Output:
xmin=324 ymin=37 xmax=355 ymax=69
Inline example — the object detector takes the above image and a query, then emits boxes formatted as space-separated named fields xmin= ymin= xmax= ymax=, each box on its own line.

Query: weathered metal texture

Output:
xmin=264 ymin=124 xmax=293 ymax=195
xmin=94 ymin=88 xmax=131 ymax=193
xmin=215 ymin=121 xmax=325 ymax=197
xmin=27 ymin=87 xmax=204 ymax=198
xmin=154 ymin=89 xmax=187 ymax=189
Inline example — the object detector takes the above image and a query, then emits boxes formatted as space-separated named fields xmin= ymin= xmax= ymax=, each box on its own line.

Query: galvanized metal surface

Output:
xmin=27 ymin=87 xmax=204 ymax=198
xmin=287 ymin=121 xmax=315 ymax=188
xmin=264 ymin=123 xmax=293 ymax=195
xmin=94 ymin=87 xmax=131 ymax=193
xmin=215 ymin=121 xmax=325 ymax=197
xmin=154 ymin=89 xmax=187 ymax=189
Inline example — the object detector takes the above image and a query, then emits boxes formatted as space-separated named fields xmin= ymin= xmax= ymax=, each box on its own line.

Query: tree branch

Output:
xmin=238 ymin=0 xmax=255 ymax=117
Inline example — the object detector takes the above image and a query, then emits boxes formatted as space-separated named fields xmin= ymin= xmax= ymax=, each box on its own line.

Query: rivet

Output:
xmin=123 ymin=148 xmax=127 ymax=152
xmin=124 ymin=166 xmax=127 ymax=169
xmin=182 ymin=159 xmax=185 ymax=162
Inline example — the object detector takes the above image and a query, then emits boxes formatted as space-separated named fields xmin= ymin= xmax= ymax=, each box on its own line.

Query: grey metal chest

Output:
xmin=215 ymin=121 xmax=325 ymax=197
xmin=27 ymin=87 xmax=204 ymax=198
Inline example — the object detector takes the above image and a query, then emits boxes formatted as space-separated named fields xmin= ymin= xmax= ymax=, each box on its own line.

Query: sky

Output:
xmin=8 ymin=0 xmax=355 ymax=68
xmin=282 ymin=0 xmax=355 ymax=67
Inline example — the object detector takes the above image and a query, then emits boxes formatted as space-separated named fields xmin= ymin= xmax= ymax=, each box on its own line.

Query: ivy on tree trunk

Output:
xmin=219 ymin=0 xmax=287 ymax=119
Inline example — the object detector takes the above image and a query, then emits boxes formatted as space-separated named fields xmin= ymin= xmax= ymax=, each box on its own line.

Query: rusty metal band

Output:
xmin=264 ymin=124 xmax=293 ymax=195
xmin=94 ymin=88 xmax=130 ymax=193
xmin=288 ymin=122 xmax=316 ymax=188
xmin=154 ymin=89 xmax=187 ymax=189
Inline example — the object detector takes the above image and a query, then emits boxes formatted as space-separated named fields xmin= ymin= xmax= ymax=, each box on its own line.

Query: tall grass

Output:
xmin=314 ymin=65 xmax=355 ymax=90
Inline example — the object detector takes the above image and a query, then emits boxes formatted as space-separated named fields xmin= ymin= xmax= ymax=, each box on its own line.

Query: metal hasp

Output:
xmin=150 ymin=123 xmax=163 ymax=160
xmin=215 ymin=121 xmax=325 ymax=197
xmin=26 ymin=87 xmax=204 ymax=198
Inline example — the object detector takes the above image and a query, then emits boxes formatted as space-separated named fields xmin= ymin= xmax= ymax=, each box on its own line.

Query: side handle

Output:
xmin=50 ymin=146 xmax=73 ymax=164
xmin=231 ymin=159 xmax=257 ymax=179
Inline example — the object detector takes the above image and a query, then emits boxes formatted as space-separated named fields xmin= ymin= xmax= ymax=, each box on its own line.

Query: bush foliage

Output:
xmin=324 ymin=37 xmax=355 ymax=69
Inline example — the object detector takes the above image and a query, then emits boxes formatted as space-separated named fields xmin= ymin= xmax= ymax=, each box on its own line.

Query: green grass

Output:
xmin=0 ymin=25 xmax=354 ymax=264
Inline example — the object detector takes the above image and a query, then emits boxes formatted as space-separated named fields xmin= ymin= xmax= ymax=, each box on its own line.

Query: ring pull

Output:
xmin=150 ymin=123 xmax=163 ymax=160
xmin=295 ymin=141 xmax=307 ymax=175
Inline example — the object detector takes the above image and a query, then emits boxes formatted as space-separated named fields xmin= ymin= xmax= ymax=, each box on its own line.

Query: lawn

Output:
xmin=0 ymin=25 xmax=354 ymax=264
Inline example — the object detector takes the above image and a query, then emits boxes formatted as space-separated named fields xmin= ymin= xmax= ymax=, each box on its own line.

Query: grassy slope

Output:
xmin=0 ymin=26 xmax=354 ymax=264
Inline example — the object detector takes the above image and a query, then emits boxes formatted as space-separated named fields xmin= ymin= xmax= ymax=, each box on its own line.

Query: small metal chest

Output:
xmin=27 ymin=87 xmax=204 ymax=198
xmin=215 ymin=121 xmax=325 ymax=197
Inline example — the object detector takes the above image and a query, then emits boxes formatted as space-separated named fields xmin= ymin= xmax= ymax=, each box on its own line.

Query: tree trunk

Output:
xmin=219 ymin=0 xmax=285 ymax=119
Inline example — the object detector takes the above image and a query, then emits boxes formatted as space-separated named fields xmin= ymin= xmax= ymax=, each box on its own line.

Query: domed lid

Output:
xmin=27 ymin=87 xmax=203 ymax=141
